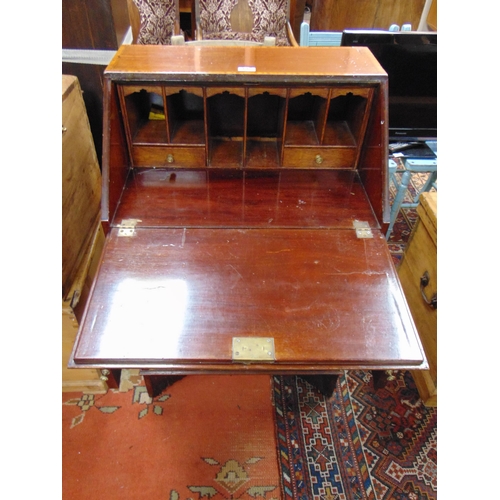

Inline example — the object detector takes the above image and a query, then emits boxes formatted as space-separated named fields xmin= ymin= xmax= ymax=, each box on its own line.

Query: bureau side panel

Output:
xmin=358 ymin=80 xmax=389 ymax=229
xmin=102 ymin=79 xmax=130 ymax=226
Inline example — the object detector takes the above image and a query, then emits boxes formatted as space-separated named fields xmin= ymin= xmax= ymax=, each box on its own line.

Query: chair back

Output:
xmin=299 ymin=22 xmax=342 ymax=46
xmin=194 ymin=0 xmax=295 ymax=46
xmin=128 ymin=0 xmax=181 ymax=44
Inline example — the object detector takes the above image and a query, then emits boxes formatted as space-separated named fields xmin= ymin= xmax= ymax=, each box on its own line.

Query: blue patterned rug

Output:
xmin=273 ymin=371 xmax=437 ymax=499
xmin=386 ymin=161 xmax=436 ymax=266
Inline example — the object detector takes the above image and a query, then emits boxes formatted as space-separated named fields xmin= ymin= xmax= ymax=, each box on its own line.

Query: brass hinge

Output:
xmin=117 ymin=219 xmax=142 ymax=237
xmin=232 ymin=337 xmax=275 ymax=362
xmin=353 ymin=220 xmax=373 ymax=238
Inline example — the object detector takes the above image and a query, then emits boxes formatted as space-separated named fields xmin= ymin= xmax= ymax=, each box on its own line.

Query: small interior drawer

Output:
xmin=282 ymin=146 xmax=357 ymax=169
xmin=132 ymin=145 xmax=206 ymax=168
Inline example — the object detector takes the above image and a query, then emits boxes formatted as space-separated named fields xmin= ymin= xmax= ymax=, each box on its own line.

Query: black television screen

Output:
xmin=341 ymin=30 xmax=437 ymax=141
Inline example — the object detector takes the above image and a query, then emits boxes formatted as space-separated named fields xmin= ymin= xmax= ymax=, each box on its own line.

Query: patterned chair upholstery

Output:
xmin=131 ymin=0 xmax=180 ymax=45
xmin=195 ymin=0 xmax=295 ymax=46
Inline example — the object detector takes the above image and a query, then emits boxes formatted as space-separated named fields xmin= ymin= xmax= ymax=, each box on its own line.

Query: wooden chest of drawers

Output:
xmin=398 ymin=192 xmax=437 ymax=406
xmin=69 ymin=46 xmax=427 ymax=398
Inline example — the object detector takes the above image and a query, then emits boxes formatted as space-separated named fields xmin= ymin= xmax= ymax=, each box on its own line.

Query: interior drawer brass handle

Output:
xmin=420 ymin=271 xmax=437 ymax=310
xmin=166 ymin=153 xmax=174 ymax=163
xmin=315 ymin=154 xmax=323 ymax=165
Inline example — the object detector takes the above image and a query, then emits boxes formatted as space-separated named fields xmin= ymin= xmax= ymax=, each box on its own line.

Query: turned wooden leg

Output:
xmin=301 ymin=374 xmax=340 ymax=399
xmin=142 ymin=374 xmax=185 ymax=398
xmin=100 ymin=368 xmax=122 ymax=390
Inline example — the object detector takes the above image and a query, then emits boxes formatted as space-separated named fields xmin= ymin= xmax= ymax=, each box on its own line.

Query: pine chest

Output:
xmin=399 ymin=192 xmax=437 ymax=406
xmin=62 ymin=75 xmax=109 ymax=393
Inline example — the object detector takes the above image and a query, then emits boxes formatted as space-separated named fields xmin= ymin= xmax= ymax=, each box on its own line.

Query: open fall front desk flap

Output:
xmin=71 ymin=171 xmax=426 ymax=373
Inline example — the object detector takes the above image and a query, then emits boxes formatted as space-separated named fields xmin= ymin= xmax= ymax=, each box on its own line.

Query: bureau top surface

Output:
xmin=105 ymin=45 xmax=387 ymax=83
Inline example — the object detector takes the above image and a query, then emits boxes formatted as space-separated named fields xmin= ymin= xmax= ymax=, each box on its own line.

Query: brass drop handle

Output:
xmin=315 ymin=154 xmax=323 ymax=165
xmin=100 ymin=369 xmax=110 ymax=381
xmin=166 ymin=154 xmax=174 ymax=163
xmin=420 ymin=271 xmax=437 ymax=309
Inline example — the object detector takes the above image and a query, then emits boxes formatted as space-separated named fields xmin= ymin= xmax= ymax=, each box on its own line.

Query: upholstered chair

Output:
xmin=128 ymin=0 xmax=181 ymax=44
xmin=194 ymin=0 xmax=297 ymax=46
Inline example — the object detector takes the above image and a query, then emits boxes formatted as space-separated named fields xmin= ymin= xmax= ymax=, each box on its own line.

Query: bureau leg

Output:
xmin=372 ymin=370 xmax=397 ymax=390
xmin=301 ymin=374 xmax=340 ymax=399
xmin=100 ymin=369 xmax=122 ymax=390
xmin=142 ymin=375 xmax=185 ymax=398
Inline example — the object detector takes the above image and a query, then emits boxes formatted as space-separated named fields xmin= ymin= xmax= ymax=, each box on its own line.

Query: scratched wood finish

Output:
xmin=114 ymin=169 xmax=378 ymax=229
xmin=72 ymin=226 xmax=423 ymax=370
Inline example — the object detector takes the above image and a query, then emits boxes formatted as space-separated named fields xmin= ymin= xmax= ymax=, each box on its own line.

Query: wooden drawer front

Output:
xmin=282 ymin=147 xmax=357 ymax=169
xmin=132 ymin=146 xmax=206 ymax=168
xmin=399 ymin=220 xmax=437 ymax=358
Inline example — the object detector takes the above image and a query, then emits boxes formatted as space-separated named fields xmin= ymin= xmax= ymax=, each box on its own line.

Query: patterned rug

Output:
xmin=63 ymin=374 xmax=281 ymax=499
xmin=63 ymin=372 xmax=437 ymax=499
xmin=273 ymin=372 xmax=437 ymax=499
xmin=386 ymin=159 xmax=436 ymax=266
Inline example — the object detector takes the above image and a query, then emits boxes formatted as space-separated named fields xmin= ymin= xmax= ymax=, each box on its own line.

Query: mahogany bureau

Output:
xmin=69 ymin=45 xmax=427 ymax=398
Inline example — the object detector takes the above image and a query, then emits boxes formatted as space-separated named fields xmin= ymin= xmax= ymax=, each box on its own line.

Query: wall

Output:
xmin=310 ymin=0 xmax=426 ymax=31
xmin=62 ymin=0 xmax=130 ymax=166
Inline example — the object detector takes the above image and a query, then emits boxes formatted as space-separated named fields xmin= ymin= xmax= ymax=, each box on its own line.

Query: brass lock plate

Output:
xmin=232 ymin=337 xmax=275 ymax=362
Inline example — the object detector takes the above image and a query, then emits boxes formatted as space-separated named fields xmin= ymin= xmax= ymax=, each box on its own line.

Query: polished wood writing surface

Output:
xmin=73 ymin=226 xmax=423 ymax=371
xmin=114 ymin=169 xmax=378 ymax=229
